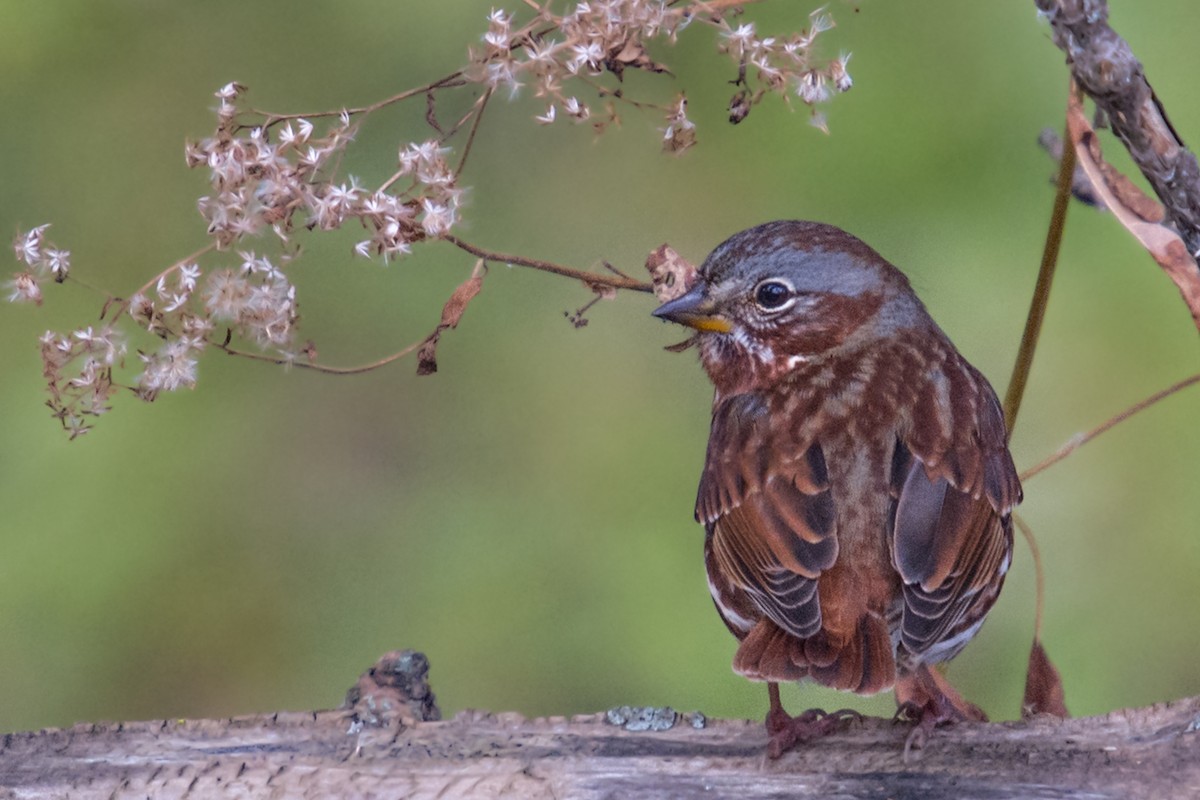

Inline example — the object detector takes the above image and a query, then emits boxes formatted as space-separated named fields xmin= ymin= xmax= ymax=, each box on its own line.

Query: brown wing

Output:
xmin=891 ymin=355 xmax=1021 ymax=664
xmin=697 ymin=393 xmax=837 ymax=641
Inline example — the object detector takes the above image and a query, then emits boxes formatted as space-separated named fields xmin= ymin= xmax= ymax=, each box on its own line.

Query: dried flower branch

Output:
xmin=8 ymin=0 xmax=851 ymax=436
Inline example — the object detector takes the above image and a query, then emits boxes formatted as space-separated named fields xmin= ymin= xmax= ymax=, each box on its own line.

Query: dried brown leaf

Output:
xmin=417 ymin=260 xmax=486 ymax=376
xmin=609 ymin=39 xmax=669 ymax=76
xmin=729 ymin=89 xmax=752 ymax=125
xmin=1067 ymin=93 xmax=1200 ymax=330
xmin=416 ymin=336 xmax=440 ymax=376
xmin=438 ymin=267 xmax=485 ymax=330
xmin=663 ymin=125 xmax=696 ymax=155
xmin=1099 ymin=159 xmax=1164 ymax=223
xmin=1022 ymin=638 xmax=1069 ymax=720
xmin=645 ymin=244 xmax=698 ymax=303
xmin=592 ymin=283 xmax=618 ymax=301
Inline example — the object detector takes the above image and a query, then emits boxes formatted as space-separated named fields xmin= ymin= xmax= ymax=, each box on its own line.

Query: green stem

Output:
xmin=1003 ymin=84 xmax=1078 ymax=438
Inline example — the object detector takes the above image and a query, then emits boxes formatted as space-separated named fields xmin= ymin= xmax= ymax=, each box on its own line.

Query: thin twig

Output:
xmin=452 ymin=88 xmax=494 ymax=178
xmin=1020 ymin=371 xmax=1200 ymax=481
xmin=681 ymin=0 xmax=770 ymax=12
xmin=1013 ymin=514 xmax=1045 ymax=640
xmin=444 ymin=235 xmax=653 ymax=292
xmin=211 ymin=338 xmax=424 ymax=375
xmin=1003 ymin=80 xmax=1078 ymax=436
xmin=578 ymin=74 xmax=670 ymax=112
xmin=106 ymin=242 xmax=219 ymax=323
xmin=377 ymin=168 xmax=412 ymax=195
xmin=601 ymin=260 xmax=636 ymax=281
xmin=254 ymin=72 xmax=467 ymax=128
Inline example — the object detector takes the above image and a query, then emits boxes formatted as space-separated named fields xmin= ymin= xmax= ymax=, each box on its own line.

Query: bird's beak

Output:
xmin=652 ymin=284 xmax=733 ymax=333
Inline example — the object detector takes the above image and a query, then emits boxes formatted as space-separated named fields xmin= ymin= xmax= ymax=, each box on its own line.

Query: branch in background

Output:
xmin=1065 ymin=89 xmax=1200 ymax=330
xmin=1036 ymin=0 xmax=1200 ymax=257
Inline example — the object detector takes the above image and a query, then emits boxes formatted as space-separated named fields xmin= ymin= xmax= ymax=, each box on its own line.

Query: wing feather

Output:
xmin=892 ymin=356 xmax=1020 ymax=663
xmin=699 ymin=393 xmax=836 ymax=642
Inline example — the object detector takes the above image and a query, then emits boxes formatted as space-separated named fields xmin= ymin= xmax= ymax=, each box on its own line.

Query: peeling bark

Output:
xmin=2 ymin=698 xmax=1198 ymax=799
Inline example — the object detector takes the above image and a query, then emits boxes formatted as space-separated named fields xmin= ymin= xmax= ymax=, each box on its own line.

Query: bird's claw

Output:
xmin=765 ymin=707 xmax=863 ymax=758
xmin=898 ymin=696 xmax=981 ymax=762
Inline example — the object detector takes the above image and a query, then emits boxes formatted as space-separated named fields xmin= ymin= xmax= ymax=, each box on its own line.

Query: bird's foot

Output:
xmin=893 ymin=678 xmax=986 ymax=762
xmin=765 ymin=707 xmax=863 ymax=759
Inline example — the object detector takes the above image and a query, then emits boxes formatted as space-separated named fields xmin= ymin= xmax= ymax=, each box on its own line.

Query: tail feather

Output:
xmin=733 ymin=614 xmax=895 ymax=695
xmin=733 ymin=620 xmax=809 ymax=682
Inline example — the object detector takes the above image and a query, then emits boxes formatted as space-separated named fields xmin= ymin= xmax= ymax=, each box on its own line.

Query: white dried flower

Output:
xmin=797 ymin=71 xmax=829 ymax=105
xmin=566 ymin=42 xmax=604 ymax=74
xmin=8 ymin=272 xmax=42 ymax=304
xmin=178 ymin=263 xmax=201 ymax=292
xmin=563 ymin=96 xmax=589 ymax=121
xmin=831 ymin=53 xmax=853 ymax=92
xmin=215 ymin=82 xmax=246 ymax=102
xmin=420 ymin=198 xmax=455 ymax=237
xmin=45 ymin=248 xmax=70 ymax=281
xmin=204 ymin=269 xmax=252 ymax=321
xmin=137 ymin=339 xmax=200 ymax=395
xmin=14 ymin=225 xmax=50 ymax=265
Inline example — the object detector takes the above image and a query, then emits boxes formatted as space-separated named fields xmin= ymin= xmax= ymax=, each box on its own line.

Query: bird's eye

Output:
xmin=754 ymin=279 xmax=792 ymax=310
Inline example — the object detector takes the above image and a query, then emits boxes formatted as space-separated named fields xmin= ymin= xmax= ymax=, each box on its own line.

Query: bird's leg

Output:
xmin=765 ymin=682 xmax=791 ymax=735
xmin=764 ymin=682 xmax=862 ymax=758
xmin=894 ymin=664 xmax=986 ymax=760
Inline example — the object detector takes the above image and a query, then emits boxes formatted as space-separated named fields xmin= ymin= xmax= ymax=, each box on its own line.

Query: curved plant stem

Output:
xmin=1003 ymin=81 xmax=1079 ymax=437
xmin=1020 ymin=371 xmax=1200 ymax=482
xmin=1013 ymin=514 xmax=1045 ymax=640
xmin=211 ymin=338 xmax=424 ymax=375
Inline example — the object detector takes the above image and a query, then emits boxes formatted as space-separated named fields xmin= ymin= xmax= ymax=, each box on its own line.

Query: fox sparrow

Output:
xmin=653 ymin=220 xmax=1021 ymax=756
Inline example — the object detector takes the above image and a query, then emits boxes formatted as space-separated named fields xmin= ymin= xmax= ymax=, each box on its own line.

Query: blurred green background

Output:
xmin=1 ymin=1 xmax=1198 ymax=734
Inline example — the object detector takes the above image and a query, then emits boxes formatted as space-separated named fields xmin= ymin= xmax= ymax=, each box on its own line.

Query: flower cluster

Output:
xmin=9 ymin=225 xmax=70 ymax=306
xmin=470 ymin=2 xmax=850 ymax=145
xmin=40 ymin=325 xmax=125 ymax=438
xmin=10 ymin=1 xmax=853 ymax=436
xmin=717 ymin=10 xmax=852 ymax=132
xmin=187 ymin=84 xmax=463 ymax=261
xmin=29 ymin=243 xmax=305 ymax=435
xmin=200 ymin=252 xmax=295 ymax=347
xmin=472 ymin=2 xmax=683 ymax=128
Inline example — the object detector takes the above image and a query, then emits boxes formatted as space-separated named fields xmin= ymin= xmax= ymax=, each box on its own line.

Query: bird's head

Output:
xmin=653 ymin=220 xmax=926 ymax=394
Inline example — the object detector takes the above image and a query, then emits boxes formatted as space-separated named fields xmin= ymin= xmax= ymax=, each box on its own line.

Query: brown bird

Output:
xmin=653 ymin=221 xmax=1020 ymax=756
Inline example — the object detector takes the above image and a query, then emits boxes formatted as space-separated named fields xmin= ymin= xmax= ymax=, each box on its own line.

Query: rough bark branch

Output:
xmin=2 ymin=651 xmax=1197 ymax=797
xmin=3 ymin=695 xmax=1199 ymax=798
xmin=1036 ymin=0 xmax=1200 ymax=257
